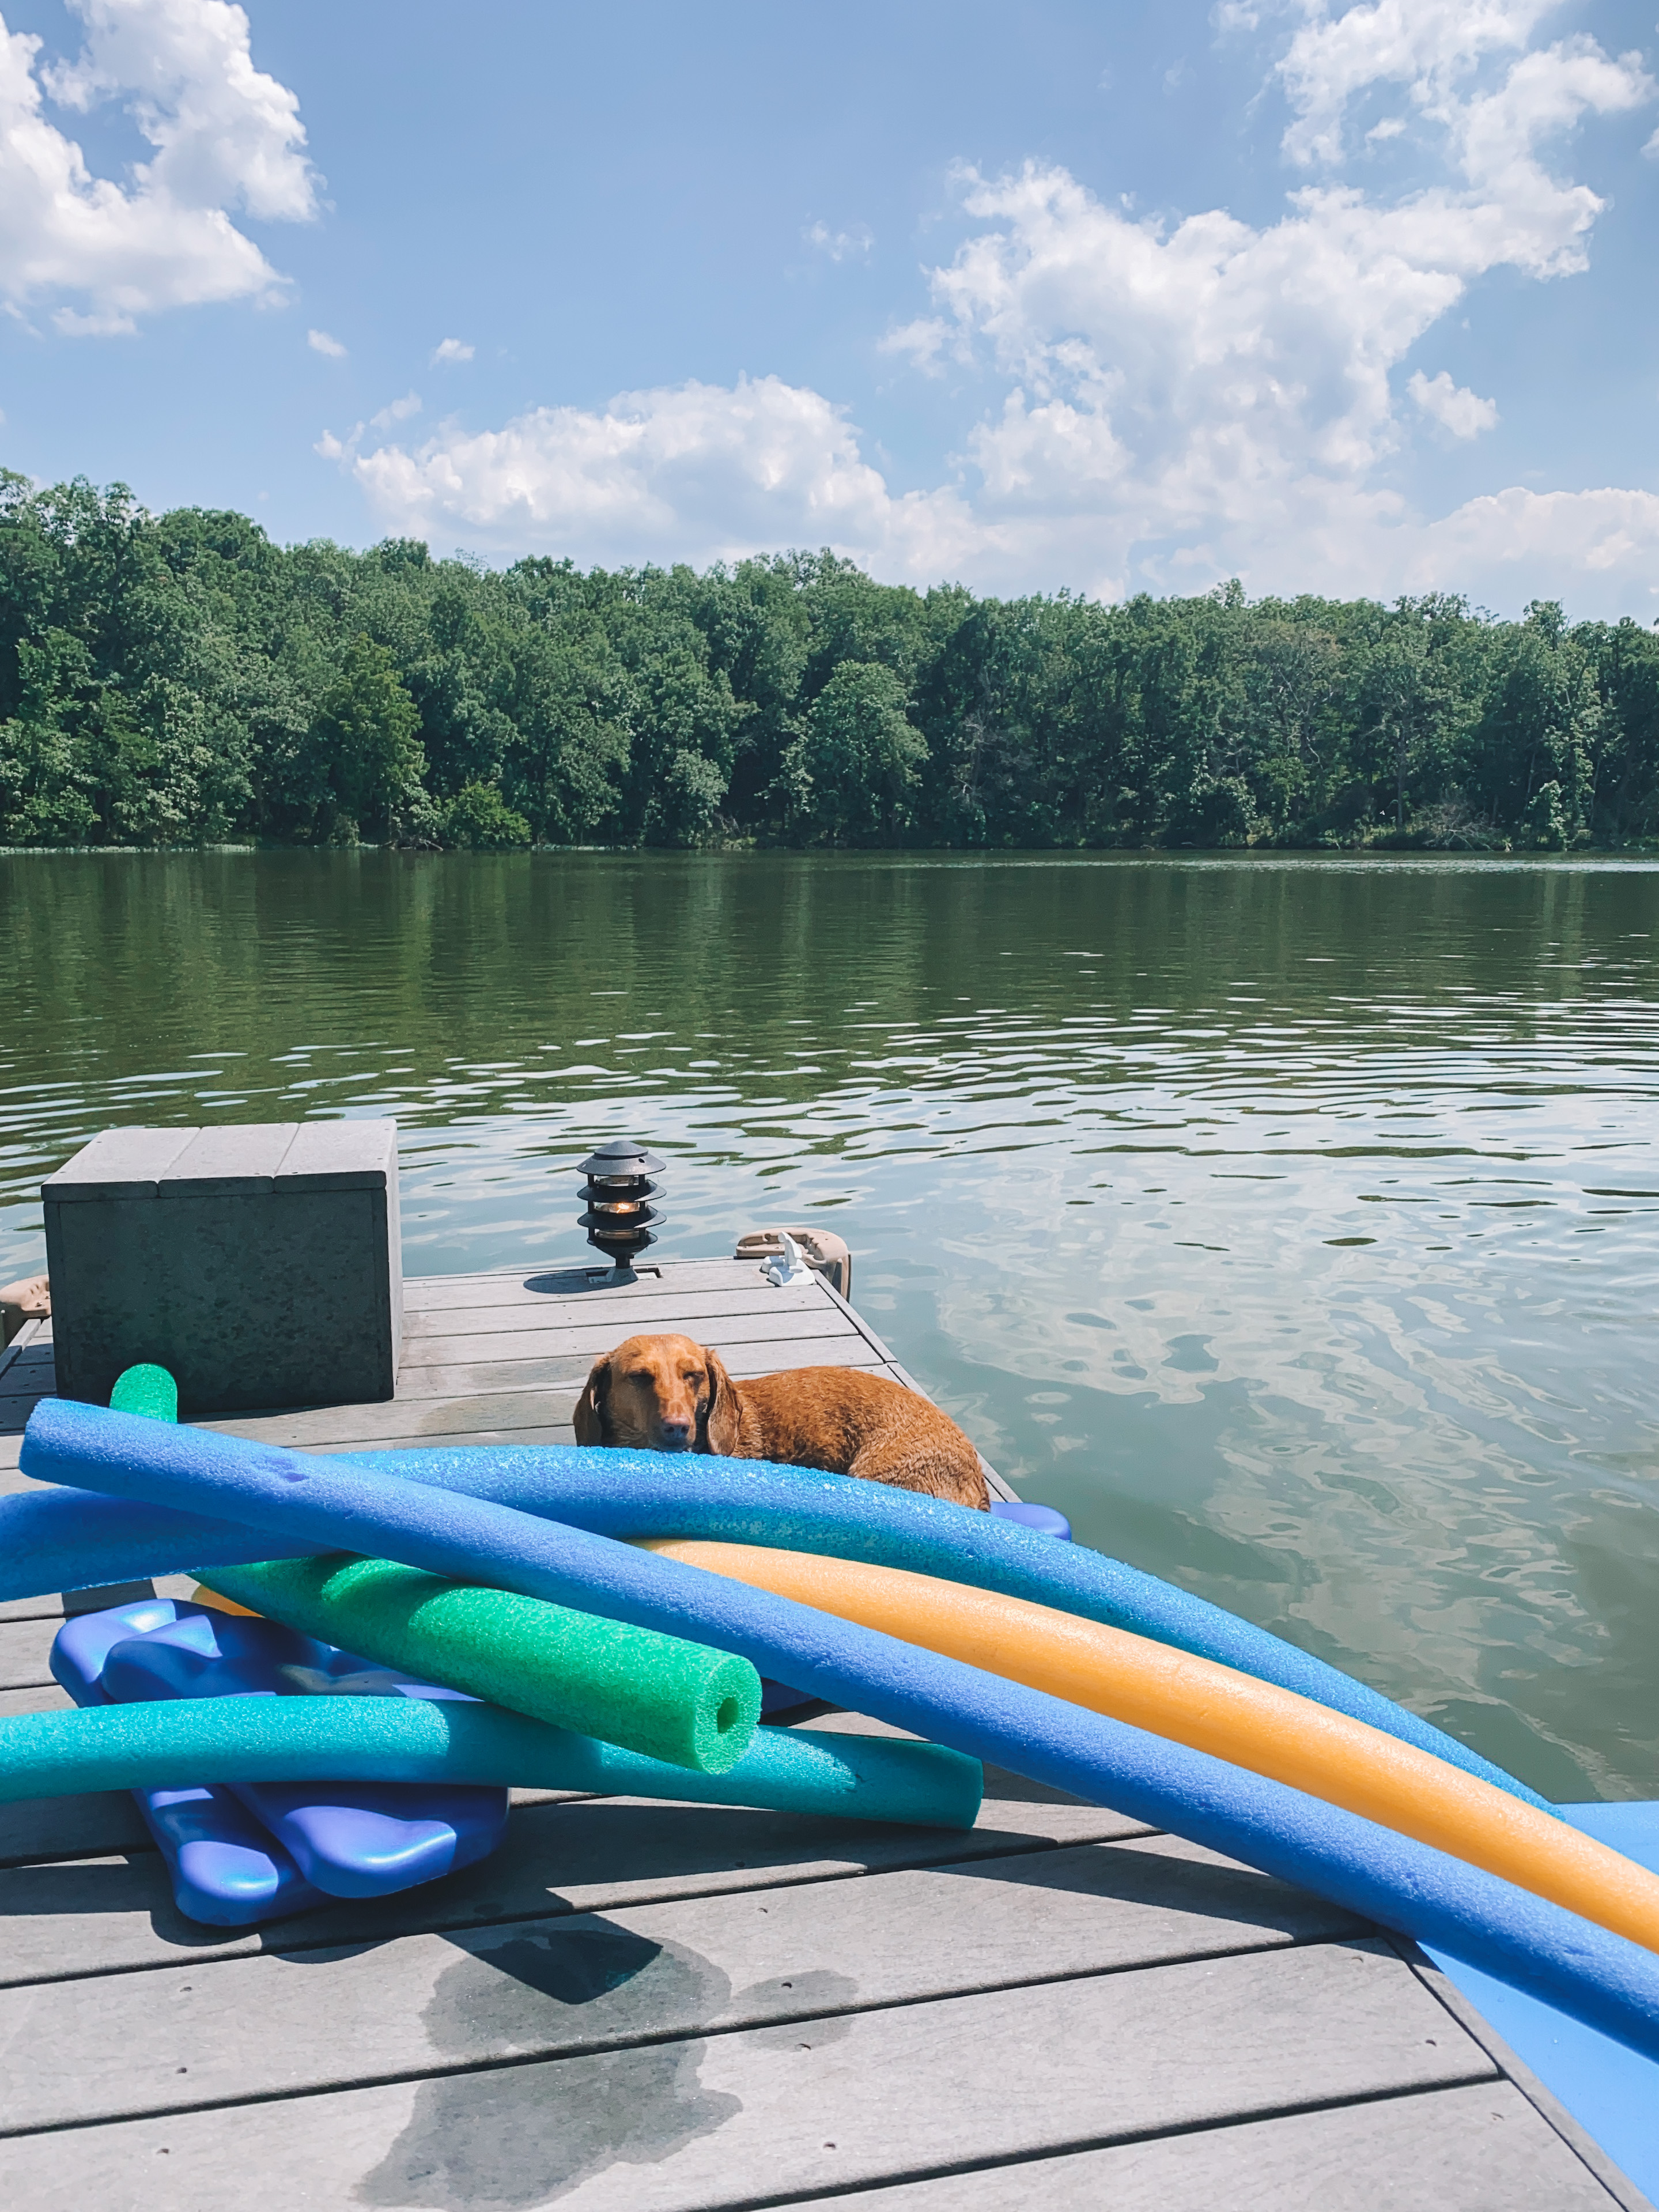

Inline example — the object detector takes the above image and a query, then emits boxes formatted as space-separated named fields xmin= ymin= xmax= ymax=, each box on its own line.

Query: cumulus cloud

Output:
xmin=325 ymin=3 xmax=1659 ymax=614
xmin=0 ymin=0 xmax=316 ymax=334
xmin=431 ymin=337 xmax=473 ymax=363
xmin=1408 ymin=368 xmax=1497 ymax=436
xmin=335 ymin=373 xmax=983 ymax=576
xmin=307 ymin=326 xmax=345 ymax=357
xmin=1277 ymin=0 xmax=1562 ymax=168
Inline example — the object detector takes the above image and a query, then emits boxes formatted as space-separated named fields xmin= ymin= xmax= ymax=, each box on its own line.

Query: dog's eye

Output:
xmin=683 ymin=1370 xmax=704 ymax=1386
xmin=629 ymin=1371 xmax=652 ymax=1386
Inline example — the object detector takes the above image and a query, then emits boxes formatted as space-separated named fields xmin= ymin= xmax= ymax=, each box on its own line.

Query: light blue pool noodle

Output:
xmin=2 ymin=1437 xmax=1544 ymax=1808
xmin=17 ymin=1399 xmax=1659 ymax=2062
xmin=0 ymin=1692 xmax=980 ymax=1829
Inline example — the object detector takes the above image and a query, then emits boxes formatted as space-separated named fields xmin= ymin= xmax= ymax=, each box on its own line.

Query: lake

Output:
xmin=3 ymin=849 xmax=1657 ymax=1802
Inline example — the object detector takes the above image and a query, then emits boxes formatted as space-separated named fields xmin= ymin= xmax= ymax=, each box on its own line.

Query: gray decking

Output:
xmin=0 ymin=1259 xmax=1646 ymax=2210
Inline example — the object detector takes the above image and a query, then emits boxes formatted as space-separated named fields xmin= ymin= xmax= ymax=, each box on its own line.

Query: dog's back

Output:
xmin=727 ymin=1366 xmax=988 ymax=1508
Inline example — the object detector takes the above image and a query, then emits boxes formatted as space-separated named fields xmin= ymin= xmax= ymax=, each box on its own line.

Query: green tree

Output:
xmin=779 ymin=660 xmax=927 ymax=844
xmin=442 ymin=781 xmax=532 ymax=849
xmin=308 ymin=632 xmax=429 ymax=843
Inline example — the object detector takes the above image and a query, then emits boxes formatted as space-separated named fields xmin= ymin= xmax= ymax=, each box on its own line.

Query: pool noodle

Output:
xmin=18 ymin=1398 xmax=1659 ymax=2060
xmin=108 ymin=1364 xmax=178 ymax=1422
xmin=196 ymin=1554 xmax=760 ymax=1777
xmin=0 ymin=1693 xmax=983 ymax=1829
xmin=641 ymin=1537 xmax=1659 ymax=1960
xmin=1 ymin=1441 xmax=1546 ymax=1809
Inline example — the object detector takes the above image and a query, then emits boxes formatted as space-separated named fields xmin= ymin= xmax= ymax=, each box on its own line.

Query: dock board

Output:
xmin=0 ymin=1260 xmax=1648 ymax=2209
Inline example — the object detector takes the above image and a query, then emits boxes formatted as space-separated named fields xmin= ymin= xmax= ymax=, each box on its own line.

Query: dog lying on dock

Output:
xmin=573 ymin=1333 xmax=990 ymax=1509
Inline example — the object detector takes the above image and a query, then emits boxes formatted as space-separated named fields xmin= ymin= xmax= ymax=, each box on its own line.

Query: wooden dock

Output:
xmin=0 ymin=1258 xmax=1647 ymax=2209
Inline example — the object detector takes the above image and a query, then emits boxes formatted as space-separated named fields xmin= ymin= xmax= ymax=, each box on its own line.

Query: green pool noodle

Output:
xmin=198 ymin=1553 xmax=762 ymax=1777
xmin=0 ymin=1693 xmax=983 ymax=1829
xmin=108 ymin=1364 xmax=178 ymax=1422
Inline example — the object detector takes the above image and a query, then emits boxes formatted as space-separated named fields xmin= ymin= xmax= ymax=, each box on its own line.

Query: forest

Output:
xmin=3 ymin=470 xmax=1658 ymax=853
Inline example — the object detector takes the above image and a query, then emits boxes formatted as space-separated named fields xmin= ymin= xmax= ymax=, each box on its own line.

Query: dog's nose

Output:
xmin=658 ymin=1420 xmax=691 ymax=1448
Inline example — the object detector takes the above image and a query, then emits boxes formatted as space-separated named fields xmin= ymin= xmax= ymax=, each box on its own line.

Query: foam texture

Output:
xmin=198 ymin=1554 xmax=759 ymax=1775
xmin=0 ymin=1692 xmax=982 ymax=1828
xmin=9 ymin=1432 xmax=1543 ymax=1809
xmin=17 ymin=1399 xmax=1659 ymax=2059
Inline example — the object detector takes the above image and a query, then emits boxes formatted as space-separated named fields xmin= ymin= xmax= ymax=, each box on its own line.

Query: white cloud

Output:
xmin=323 ymin=5 xmax=1659 ymax=615
xmin=431 ymin=337 xmax=473 ymax=364
xmin=1408 ymin=485 xmax=1659 ymax=597
xmin=1408 ymin=367 xmax=1497 ymax=436
xmin=334 ymin=374 xmax=982 ymax=576
xmin=0 ymin=0 xmax=316 ymax=334
xmin=307 ymin=326 xmax=345 ymax=357
xmin=1278 ymin=0 xmax=1561 ymax=168
xmin=804 ymin=221 xmax=872 ymax=263
xmin=371 ymin=390 xmax=420 ymax=429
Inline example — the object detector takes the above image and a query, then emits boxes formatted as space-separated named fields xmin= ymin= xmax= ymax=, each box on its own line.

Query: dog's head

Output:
xmin=573 ymin=1333 xmax=737 ymax=1454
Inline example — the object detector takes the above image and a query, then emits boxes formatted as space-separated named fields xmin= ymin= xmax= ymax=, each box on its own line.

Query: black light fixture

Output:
xmin=576 ymin=1138 xmax=666 ymax=1276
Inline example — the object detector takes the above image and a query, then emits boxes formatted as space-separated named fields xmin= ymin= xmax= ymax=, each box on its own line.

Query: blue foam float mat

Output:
xmin=52 ymin=1599 xmax=510 ymax=1906
xmin=51 ymin=1599 xmax=324 ymax=1926
xmin=1427 ymin=1802 xmax=1659 ymax=2206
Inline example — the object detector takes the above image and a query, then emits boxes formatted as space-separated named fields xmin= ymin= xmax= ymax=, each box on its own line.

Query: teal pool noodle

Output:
xmin=0 ymin=1693 xmax=983 ymax=1829
xmin=108 ymin=1364 xmax=179 ymax=1422
xmin=198 ymin=1555 xmax=761 ymax=1777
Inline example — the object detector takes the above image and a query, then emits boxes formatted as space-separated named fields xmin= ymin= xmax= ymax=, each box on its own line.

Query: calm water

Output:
xmin=3 ymin=850 xmax=1657 ymax=1801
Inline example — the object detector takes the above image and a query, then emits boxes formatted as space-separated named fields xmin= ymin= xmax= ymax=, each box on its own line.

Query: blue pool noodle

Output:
xmin=2 ymin=1439 xmax=1545 ymax=1809
xmin=17 ymin=1397 xmax=1659 ymax=2062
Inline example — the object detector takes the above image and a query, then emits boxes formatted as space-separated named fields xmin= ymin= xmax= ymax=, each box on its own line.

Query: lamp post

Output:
xmin=576 ymin=1138 xmax=666 ymax=1279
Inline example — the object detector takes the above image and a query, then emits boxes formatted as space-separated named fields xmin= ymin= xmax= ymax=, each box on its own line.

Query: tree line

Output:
xmin=3 ymin=470 xmax=1658 ymax=852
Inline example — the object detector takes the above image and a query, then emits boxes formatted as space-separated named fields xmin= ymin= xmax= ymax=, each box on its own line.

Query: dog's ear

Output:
xmin=700 ymin=1346 xmax=740 ymax=1455
xmin=573 ymin=1354 xmax=611 ymax=1446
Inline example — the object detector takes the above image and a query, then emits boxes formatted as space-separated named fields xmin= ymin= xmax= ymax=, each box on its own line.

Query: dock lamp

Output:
xmin=577 ymin=1138 xmax=666 ymax=1276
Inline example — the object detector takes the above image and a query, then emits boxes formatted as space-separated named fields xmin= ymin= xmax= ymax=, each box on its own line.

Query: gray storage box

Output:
xmin=43 ymin=1121 xmax=402 ymax=1415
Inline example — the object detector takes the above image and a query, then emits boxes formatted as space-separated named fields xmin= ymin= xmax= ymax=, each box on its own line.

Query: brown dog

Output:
xmin=573 ymin=1332 xmax=989 ymax=1509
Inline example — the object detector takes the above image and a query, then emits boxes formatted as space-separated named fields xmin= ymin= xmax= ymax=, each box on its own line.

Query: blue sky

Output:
xmin=1 ymin=0 xmax=1657 ymax=614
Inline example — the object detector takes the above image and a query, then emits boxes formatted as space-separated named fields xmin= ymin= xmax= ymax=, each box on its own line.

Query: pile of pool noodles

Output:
xmin=6 ymin=1375 xmax=1659 ymax=2072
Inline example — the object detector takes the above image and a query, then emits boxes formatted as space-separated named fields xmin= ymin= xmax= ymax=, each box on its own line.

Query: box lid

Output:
xmin=161 ymin=1123 xmax=300 ymax=1195
xmin=43 ymin=1120 xmax=398 ymax=1201
xmin=42 ymin=1127 xmax=200 ymax=1202
xmin=277 ymin=1119 xmax=399 ymax=1192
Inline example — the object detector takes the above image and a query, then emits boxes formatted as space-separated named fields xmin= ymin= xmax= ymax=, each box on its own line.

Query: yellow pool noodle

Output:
xmin=640 ymin=1537 xmax=1659 ymax=1960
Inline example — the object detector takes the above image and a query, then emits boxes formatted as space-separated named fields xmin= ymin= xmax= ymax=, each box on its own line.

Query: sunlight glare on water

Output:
xmin=3 ymin=849 xmax=1657 ymax=1800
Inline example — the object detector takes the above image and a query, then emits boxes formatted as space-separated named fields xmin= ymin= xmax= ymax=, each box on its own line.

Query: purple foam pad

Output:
xmin=135 ymin=1783 xmax=326 ymax=1927
xmin=990 ymin=1500 xmax=1072 ymax=1541
xmin=232 ymin=1780 xmax=503 ymax=1900
xmin=97 ymin=1606 xmax=511 ymax=1900
xmin=50 ymin=1598 xmax=326 ymax=1928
